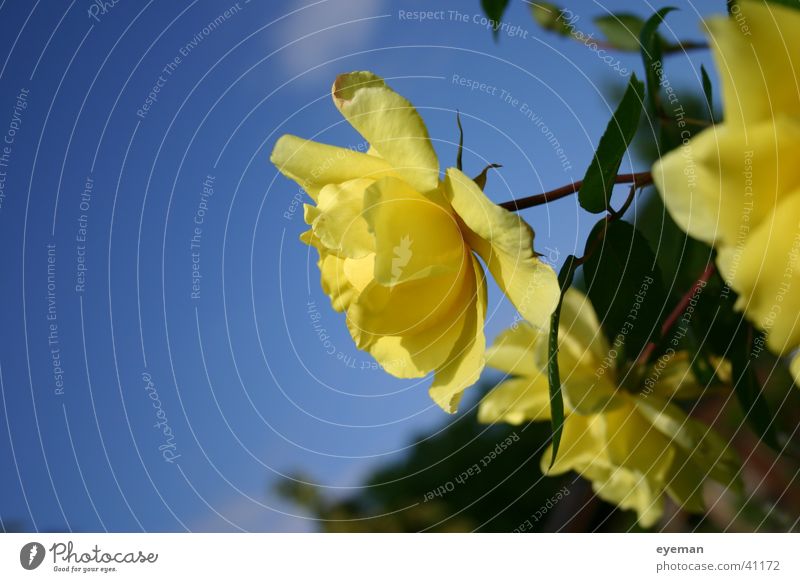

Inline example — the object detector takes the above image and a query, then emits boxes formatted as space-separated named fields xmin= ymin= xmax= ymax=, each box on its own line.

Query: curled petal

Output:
xmin=271 ymin=134 xmax=393 ymax=200
xmin=332 ymin=72 xmax=439 ymax=193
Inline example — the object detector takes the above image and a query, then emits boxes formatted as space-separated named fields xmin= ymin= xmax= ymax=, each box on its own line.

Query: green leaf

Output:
xmin=640 ymin=7 xmax=676 ymax=117
xmin=456 ymin=111 xmax=464 ymax=171
xmin=582 ymin=220 xmax=667 ymax=357
xmin=530 ymin=2 xmax=572 ymax=35
xmin=732 ymin=324 xmax=780 ymax=450
xmin=577 ymin=74 xmax=644 ymax=214
xmin=701 ymin=64 xmax=713 ymax=119
xmin=547 ymin=255 xmax=578 ymax=467
xmin=481 ymin=0 xmax=511 ymax=39
xmin=594 ymin=14 xmax=646 ymax=51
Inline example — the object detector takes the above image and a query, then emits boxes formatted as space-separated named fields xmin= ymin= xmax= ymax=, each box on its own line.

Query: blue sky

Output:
xmin=0 ymin=0 xmax=720 ymax=532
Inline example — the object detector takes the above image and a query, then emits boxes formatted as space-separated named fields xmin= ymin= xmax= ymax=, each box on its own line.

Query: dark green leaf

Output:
xmin=594 ymin=14 xmax=646 ymax=51
xmin=456 ymin=111 xmax=464 ymax=171
xmin=640 ymin=7 xmax=676 ymax=118
xmin=701 ymin=64 xmax=713 ymax=119
xmin=547 ymin=255 xmax=578 ymax=467
xmin=577 ymin=74 xmax=644 ymax=214
xmin=583 ymin=219 xmax=667 ymax=357
xmin=481 ymin=0 xmax=511 ymax=39
xmin=636 ymin=193 xmax=747 ymax=359
xmin=473 ymin=163 xmax=502 ymax=190
xmin=732 ymin=324 xmax=780 ymax=450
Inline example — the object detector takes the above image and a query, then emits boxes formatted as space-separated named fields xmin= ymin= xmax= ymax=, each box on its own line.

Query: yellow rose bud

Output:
xmin=270 ymin=72 xmax=560 ymax=412
xmin=479 ymin=289 xmax=740 ymax=527
xmin=652 ymin=0 xmax=800 ymax=383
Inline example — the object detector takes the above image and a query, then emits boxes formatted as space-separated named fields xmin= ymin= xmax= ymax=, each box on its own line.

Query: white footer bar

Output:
xmin=1 ymin=533 xmax=795 ymax=580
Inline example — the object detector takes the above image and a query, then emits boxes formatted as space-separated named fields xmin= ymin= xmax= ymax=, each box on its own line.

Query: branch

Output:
xmin=498 ymin=171 xmax=652 ymax=212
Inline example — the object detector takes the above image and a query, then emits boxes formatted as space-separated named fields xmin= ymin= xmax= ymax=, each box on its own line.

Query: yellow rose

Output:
xmin=652 ymin=1 xmax=800 ymax=382
xmin=479 ymin=289 xmax=740 ymax=527
xmin=270 ymin=71 xmax=560 ymax=412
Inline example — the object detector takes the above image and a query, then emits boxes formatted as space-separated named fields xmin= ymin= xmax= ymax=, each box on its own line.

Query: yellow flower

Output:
xmin=479 ymin=289 xmax=740 ymax=527
xmin=652 ymin=0 xmax=800 ymax=382
xmin=270 ymin=71 xmax=559 ymax=412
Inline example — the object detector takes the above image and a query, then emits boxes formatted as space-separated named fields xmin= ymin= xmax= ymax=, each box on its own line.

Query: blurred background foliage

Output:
xmin=276 ymin=382 xmax=800 ymax=532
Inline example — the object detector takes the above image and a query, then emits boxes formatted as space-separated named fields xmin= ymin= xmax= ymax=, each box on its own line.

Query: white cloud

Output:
xmin=274 ymin=0 xmax=389 ymax=82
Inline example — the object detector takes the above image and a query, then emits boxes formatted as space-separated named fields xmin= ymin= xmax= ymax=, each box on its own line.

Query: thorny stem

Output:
xmin=498 ymin=171 xmax=653 ymax=211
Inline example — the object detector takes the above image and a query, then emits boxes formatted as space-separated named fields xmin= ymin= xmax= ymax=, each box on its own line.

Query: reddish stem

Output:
xmin=498 ymin=171 xmax=652 ymax=211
